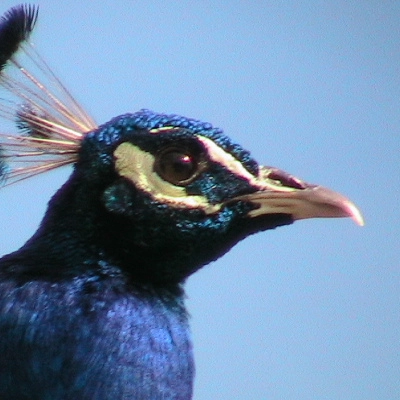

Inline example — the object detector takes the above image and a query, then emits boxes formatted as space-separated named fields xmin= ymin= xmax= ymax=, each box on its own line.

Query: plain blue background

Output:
xmin=0 ymin=2 xmax=398 ymax=399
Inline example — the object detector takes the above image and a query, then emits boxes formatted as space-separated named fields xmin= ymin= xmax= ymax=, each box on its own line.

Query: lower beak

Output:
xmin=235 ymin=166 xmax=364 ymax=226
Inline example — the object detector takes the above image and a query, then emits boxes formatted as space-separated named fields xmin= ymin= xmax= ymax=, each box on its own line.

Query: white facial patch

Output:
xmin=195 ymin=135 xmax=298 ymax=193
xmin=114 ymin=142 xmax=220 ymax=214
xmin=113 ymin=136 xmax=308 ymax=220
xmin=195 ymin=135 xmax=256 ymax=183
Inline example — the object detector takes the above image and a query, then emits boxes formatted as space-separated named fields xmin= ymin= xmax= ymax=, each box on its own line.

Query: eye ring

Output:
xmin=154 ymin=145 xmax=206 ymax=186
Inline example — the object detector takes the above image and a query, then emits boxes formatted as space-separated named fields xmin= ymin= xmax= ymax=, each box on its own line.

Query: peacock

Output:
xmin=0 ymin=5 xmax=363 ymax=400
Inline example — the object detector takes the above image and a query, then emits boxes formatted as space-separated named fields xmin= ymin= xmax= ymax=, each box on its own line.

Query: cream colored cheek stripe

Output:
xmin=196 ymin=135 xmax=298 ymax=193
xmin=113 ymin=136 xmax=299 ymax=215
xmin=113 ymin=141 xmax=220 ymax=214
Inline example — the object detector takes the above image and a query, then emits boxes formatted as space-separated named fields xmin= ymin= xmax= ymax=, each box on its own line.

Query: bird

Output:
xmin=0 ymin=5 xmax=363 ymax=400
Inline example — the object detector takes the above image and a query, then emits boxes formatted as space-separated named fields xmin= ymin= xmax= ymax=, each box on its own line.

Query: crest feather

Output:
xmin=0 ymin=4 xmax=97 ymax=186
xmin=0 ymin=4 xmax=38 ymax=71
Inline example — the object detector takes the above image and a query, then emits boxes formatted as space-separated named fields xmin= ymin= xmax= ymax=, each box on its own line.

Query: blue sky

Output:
xmin=0 ymin=1 xmax=398 ymax=399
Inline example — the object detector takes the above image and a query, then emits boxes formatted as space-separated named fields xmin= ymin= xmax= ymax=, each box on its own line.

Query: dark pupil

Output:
xmin=158 ymin=151 xmax=197 ymax=184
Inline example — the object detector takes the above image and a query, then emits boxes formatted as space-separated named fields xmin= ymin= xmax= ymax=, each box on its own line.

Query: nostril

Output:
xmin=268 ymin=169 xmax=306 ymax=190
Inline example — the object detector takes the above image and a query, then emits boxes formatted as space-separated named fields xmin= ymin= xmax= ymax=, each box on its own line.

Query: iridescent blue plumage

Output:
xmin=0 ymin=5 xmax=363 ymax=400
xmin=95 ymin=109 xmax=259 ymax=175
xmin=0 ymin=107 xmax=277 ymax=399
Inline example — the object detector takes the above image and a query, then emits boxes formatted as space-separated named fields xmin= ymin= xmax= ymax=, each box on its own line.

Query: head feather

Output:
xmin=0 ymin=4 xmax=38 ymax=71
xmin=0 ymin=5 xmax=96 ymax=186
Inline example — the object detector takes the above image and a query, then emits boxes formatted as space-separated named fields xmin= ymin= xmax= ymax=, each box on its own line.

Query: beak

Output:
xmin=235 ymin=166 xmax=364 ymax=226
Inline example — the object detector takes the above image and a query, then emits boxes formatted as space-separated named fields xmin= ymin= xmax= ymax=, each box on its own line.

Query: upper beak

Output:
xmin=235 ymin=166 xmax=364 ymax=226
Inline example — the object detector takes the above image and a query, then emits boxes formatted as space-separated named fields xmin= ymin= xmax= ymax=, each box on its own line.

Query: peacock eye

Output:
xmin=155 ymin=148 xmax=200 ymax=186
